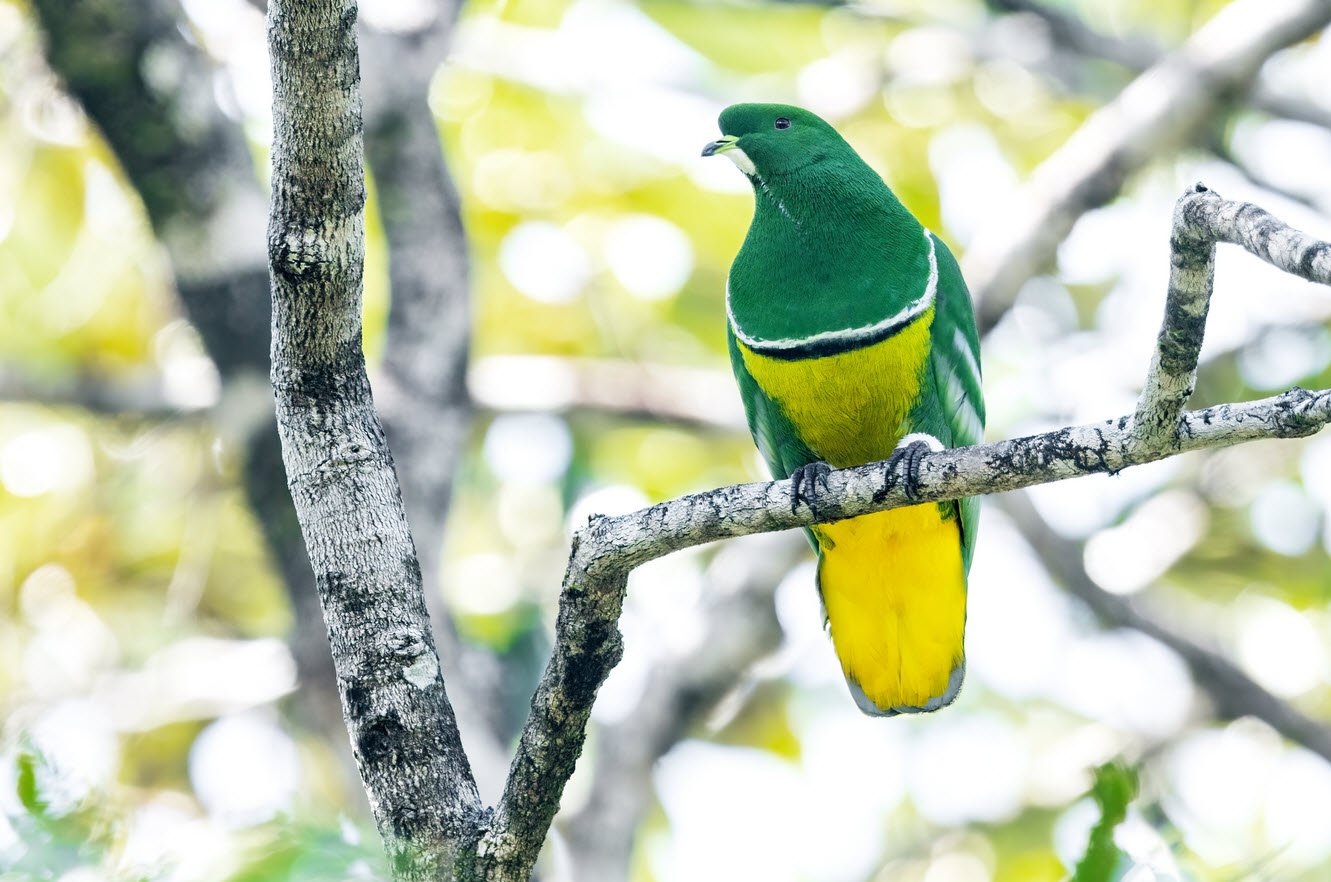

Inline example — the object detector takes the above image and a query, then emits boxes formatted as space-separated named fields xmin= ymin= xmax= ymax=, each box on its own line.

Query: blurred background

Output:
xmin=3 ymin=0 xmax=1331 ymax=879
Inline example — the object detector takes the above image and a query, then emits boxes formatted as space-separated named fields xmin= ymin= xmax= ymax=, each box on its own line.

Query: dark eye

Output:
xmin=774 ymin=117 xmax=791 ymax=130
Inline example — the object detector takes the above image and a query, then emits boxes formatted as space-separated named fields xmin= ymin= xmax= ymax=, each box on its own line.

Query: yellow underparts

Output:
xmin=816 ymin=507 xmax=965 ymax=709
xmin=739 ymin=306 xmax=968 ymax=711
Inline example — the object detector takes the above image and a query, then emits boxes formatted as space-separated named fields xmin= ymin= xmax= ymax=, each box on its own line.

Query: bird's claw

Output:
xmin=791 ymin=461 xmax=834 ymax=516
xmin=887 ymin=439 xmax=932 ymax=502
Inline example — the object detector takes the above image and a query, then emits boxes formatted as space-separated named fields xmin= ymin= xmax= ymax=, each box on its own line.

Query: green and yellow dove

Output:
xmin=704 ymin=103 xmax=985 ymax=716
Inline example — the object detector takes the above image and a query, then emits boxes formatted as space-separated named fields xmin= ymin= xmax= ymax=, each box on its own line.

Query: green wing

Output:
xmin=728 ymin=326 xmax=826 ymax=553
xmin=918 ymin=232 xmax=986 ymax=573
xmin=727 ymin=326 xmax=818 ymax=480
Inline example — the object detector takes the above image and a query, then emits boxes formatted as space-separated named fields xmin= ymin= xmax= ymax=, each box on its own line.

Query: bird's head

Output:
xmin=702 ymin=103 xmax=847 ymax=179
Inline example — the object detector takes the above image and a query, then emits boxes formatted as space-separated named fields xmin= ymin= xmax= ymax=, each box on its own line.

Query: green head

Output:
xmin=701 ymin=103 xmax=854 ymax=179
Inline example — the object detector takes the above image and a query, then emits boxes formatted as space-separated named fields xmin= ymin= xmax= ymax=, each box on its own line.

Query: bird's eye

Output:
xmin=774 ymin=117 xmax=791 ymax=130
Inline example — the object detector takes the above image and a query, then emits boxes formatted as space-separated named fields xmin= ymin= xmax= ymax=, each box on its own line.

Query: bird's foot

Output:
xmin=887 ymin=433 xmax=944 ymax=502
xmin=790 ymin=461 xmax=834 ymax=516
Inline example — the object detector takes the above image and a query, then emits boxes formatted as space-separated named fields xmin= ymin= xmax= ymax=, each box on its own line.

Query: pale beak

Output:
xmin=701 ymin=135 xmax=739 ymax=157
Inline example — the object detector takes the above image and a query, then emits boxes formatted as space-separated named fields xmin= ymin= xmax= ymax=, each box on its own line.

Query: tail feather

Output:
xmin=814 ymin=503 xmax=968 ymax=716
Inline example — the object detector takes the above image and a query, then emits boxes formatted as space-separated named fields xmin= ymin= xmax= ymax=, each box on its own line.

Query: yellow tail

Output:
xmin=815 ymin=502 xmax=968 ymax=716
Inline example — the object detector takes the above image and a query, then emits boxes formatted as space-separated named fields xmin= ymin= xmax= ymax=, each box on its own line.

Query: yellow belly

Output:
xmin=736 ymin=306 xmax=933 ymax=467
xmin=736 ymin=307 xmax=968 ymax=713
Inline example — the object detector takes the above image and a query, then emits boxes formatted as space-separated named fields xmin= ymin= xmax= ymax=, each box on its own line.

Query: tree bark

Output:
xmin=360 ymin=9 xmax=513 ymax=790
xmin=266 ymin=1 xmax=481 ymax=876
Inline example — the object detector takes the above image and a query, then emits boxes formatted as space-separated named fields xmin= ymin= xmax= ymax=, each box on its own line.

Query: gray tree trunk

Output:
xmin=266 ymin=1 xmax=482 ymax=876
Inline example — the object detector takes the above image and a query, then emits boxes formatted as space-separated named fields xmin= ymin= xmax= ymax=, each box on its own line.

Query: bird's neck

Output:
xmin=749 ymin=159 xmax=894 ymax=230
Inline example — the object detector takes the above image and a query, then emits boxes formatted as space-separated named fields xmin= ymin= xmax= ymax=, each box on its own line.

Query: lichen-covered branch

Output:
xmin=474 ymin=388 xmax=1331 ymax=877
xmin=1131 ymin=189 xmax=1219 ymax=449
xmin=1133 ymin=185 xmax=1331 ymax=449
xmin=965 ymin=0 xmax=1331 ymax=332
xmin=476 ymin=187 xmax=1331 ymax=879
xmin=560 ymin=534 xmax=803 ymax=882
xmin=266 ymin=1 xmax=481 ymax=876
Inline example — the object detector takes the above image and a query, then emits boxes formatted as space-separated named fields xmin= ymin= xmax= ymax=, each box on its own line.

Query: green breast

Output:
xmin=726 ymin=157 xmax=932 ymax=350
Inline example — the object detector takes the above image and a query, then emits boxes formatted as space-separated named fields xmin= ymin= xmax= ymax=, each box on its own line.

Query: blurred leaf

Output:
xmin=639 ymin=1 xmax=836 ymax=74
xmin=14 ymin=750 xmax=45 ymax=818
xmin=1071 ymin=761 xmax=1139 ymax=882
xmin=225 ymin=823 xmax=388 ymax=882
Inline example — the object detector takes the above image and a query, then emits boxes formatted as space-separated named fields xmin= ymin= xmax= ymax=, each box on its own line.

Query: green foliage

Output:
xmin=14 ymin=751 xmax=45 ymax=819
xmin=4 ymin=746 xmax=385 ymax=881
xmin=1072 ymin=762 xmax=1140 ymax=882
xmin=222 ymin=824 xmax=388 ymax=882
xmin=5 ymin=748 xmax=120 ymax=881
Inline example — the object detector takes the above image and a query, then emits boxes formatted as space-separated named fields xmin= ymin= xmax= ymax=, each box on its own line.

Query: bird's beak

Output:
xmin=701 ymin=135 xmax=739 ymax=157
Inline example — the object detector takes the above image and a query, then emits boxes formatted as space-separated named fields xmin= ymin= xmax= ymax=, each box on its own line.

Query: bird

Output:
xmin=703 ymin=103 xmax=985 ymax=716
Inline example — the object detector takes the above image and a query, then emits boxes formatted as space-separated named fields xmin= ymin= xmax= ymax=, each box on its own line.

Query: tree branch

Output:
xmin=1134 ymin=185 xmax=1331 ymax=448
xmin=964 ymin=0 xmax=1331 ymax=333
xmin=475 ymin=391 xmax=1331 ymax=875
xmin=264 ymin=0 xmax=1331 ymax=869
xmin=475 ymin=186 xmax=1331 ymax=878
xmin=266 ymin=1 xmax=480 ymax=876
xmin=560 ymin=533 xmax=804 ymax=882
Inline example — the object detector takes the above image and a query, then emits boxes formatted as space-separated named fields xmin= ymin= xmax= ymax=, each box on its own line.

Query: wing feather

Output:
xmin=925 ymin=233 xmax=985 ymax=573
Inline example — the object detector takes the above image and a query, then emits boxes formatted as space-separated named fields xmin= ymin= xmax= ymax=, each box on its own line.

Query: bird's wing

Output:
xmin=923 ymin=232 xmax=986 ymax=574
xmin=727 ymin=326 xmax=818 ymax=480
